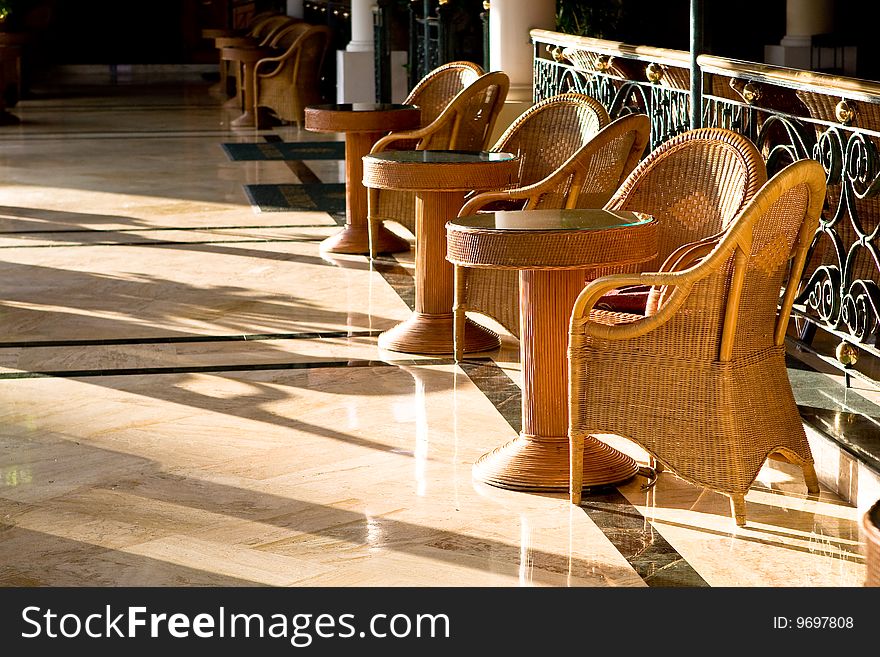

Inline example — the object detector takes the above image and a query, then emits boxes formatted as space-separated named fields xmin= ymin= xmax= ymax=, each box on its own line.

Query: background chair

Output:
xmin=568 ymin=158 xmax=827 ymax=527
xmin=596 ymin=127 xmax=768 ymax=314
xmin=367 ymin=66 xmax=509 ymax=252
xmin=253 ymin=24 xmax=332 ymax=128
xmin=215 ymin=14 xmax=302 ymax=107
xmin=451 ymin=100 xmax=650 ymax=358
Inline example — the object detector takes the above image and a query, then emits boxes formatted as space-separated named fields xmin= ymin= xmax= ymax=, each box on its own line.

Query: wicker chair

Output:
xmin=597 ymin=127 xmax=769 ymax=314
xmin=206 ymin=10 xmax=284 ymax=96
xmin=451 ymin=102 xmax=651 ymax=359
xmin=865 ymin=499 xmax=880 ymax=586
xmin=216 ymin=15 xmax=302 ymax=107
xmin=367 ymin=66 xmax=509 ymax=254
xmin=253 ymin=24 xmax=332 ymax=128
xmin=568 ymin=158 xmax=827 ymax=527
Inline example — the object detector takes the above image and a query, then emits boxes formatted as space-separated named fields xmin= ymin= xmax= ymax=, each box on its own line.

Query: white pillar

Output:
xmin=781 ymin=0 xmax=834 ymax=47
xmin=765 ymin=0 xmax=845 ymax=72
xmin=286 ymin=0 xmax=304 ymax=19
xmin=337 ymin=0 xmax=376 ymax=102
xmin=488 ymin=0 xmax=555 ymax=102
xmin=347 ymin=0 xmax=374 ymax=52
xmin=487 ymin=0 xmax=556 ymax=142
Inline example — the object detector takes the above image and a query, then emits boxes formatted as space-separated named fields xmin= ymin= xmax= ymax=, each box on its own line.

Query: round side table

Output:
xmin=447 ymin=208 xmax=658 ymax=491
xmin=222 ymin=45 xmax=272 ymax=126
xmin=305 ymin=103 xmax=422 ymax=255
xmin=202 ymin=28 xmax=236 ymax=97
xmin=364 ymin=150 xmax=521 ymax=355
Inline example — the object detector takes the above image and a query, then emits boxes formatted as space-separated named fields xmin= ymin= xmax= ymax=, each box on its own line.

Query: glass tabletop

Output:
xmin=451 ymin=209 xmax=653 ymax=231
xmin=366 ymin=150 xmax=517 ymax=164
xmin=308 ymin=103 xmax=419 ymax=113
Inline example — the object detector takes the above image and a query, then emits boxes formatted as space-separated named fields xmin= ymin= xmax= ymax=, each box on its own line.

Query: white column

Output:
xmin=781 ymin=0 xmax=834 ymax=47
xmin=487 ymin=0 xmax=556 ymax=142
xmin=286 ymin=0 xmax=304 ymax=19
xmin=765 ymin=0 xmax=840 ymax=72
xmin=337 ymin=0 xmax=376 ymax=102
xmin=347 ymin=0 xmax=374 ymax=52
xmin=489 ymin=0 xmax=556 ymax=102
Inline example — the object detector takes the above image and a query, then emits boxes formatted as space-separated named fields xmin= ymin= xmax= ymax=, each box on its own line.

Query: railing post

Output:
xmin=690 ymin=0 xmax=703 ymax=129
xmin=374 ymin=1 xmax=389 ymax=102
xmin=481 ymin=1 xmax=490 ymax=70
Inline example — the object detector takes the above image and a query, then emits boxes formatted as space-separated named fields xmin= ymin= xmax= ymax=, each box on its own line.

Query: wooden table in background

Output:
xmin=364 ymin=150 xmax=520 ymax=355
xmin=221 ymin=44 xmax=271 ymax=126
xmin=305 ymin=103 xmax=421 ymax=255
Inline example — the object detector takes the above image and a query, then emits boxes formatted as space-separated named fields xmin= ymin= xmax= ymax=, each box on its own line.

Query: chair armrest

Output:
xmin=370 ymin=122 xmax=438 ymax=153
xmin=254 ymin=47 xmax=296 ymax=78
xmin=570 ymin=271 xmax=697 ymax=341
xmin=369 ymin=132 xmax=420 ymax=154
xmin=572 ymin=272 xmax=687 ymax=322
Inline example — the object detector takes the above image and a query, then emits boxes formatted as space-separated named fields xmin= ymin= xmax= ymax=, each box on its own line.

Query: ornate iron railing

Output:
xmin=532 ymin=29 xmax=880 ymax=384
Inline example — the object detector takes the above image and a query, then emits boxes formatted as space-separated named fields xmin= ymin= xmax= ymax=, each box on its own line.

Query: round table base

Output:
xmin=231 ymin=111 xmax=256 ymax=128
xmin=320 ymin=223 xmax=410 ymax=255
xmin=379 ymin=314 xmax=500 ymax=355
xmin=473 ymin=434 xmax=639 ymax=492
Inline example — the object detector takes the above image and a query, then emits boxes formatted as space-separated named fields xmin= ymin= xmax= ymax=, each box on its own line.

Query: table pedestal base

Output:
xmin=379 ymin=314 xmax=500 ymax=355
xmin=231 ymin=110 xmax=256 ymax=128
xmin=473 ymin=433 xmax=639 ymax=492
xmin=321 ymin=222 xmax=410 ymax=255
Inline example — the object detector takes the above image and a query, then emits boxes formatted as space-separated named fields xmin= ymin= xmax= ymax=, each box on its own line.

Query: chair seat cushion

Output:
xmin=595 ymin=285 xmax=656 ymax=315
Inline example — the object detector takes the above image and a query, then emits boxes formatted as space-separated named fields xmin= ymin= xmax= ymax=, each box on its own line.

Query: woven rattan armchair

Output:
xmin=568 ymin=158 xmax=827 ymax=527
xmin=253 ymin=24 xmax=332 ymax=128
xmin=216 ymin=15 xmax=302 ymax=107
xmin=367 ymin=66 xmax=509 ymax=253
xmin=597 ymin=127 xmax=769 ymax=314
xmin=450 ymin=103 xmax=651 ymax=358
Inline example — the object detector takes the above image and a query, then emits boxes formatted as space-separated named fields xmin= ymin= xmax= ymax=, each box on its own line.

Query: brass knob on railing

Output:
xmin=835 ymin=99 xmax=855 ymax=125
xmin=596 ymin=55 xmax=611 ymax=72
xmin=742 ymin=82 xmax=761 ymax=104
xmin=551 ymin=46 xmax=565 ymax=62
xmin=646 ymin=62 xmax=664 ymax=84
xmin=483 ymin=1 xmax=490 ymax=9
xmin=836 ymin=341 xmax=859 ymax=367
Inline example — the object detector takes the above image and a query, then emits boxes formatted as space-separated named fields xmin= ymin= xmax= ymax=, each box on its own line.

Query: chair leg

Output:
xmin=453 ymin=266 xmax=466 ymax=362
xmin=730 ymin=493 xmax=747 ymax=527
xmin=803 ymin=462 xmax=820 ymax=495
xmin=570 ymin=433 xmax=584 ymax=505
xmin=367 ymin=188 xmax=379 ymax=259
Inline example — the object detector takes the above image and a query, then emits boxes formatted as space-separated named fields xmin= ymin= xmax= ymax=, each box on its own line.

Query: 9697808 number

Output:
xmin=773 ymin=617 xmax=854 ymax=629
xmin=797 ymin=617 xmax=853 ymax=629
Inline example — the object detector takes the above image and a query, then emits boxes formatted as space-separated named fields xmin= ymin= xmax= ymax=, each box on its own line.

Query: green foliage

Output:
xmin=556 ymin=0 xmax=624 ymax=38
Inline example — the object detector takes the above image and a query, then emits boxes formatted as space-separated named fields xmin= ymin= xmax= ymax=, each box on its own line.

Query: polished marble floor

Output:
xmin=0 ymin=70 xmax=873 ymax=587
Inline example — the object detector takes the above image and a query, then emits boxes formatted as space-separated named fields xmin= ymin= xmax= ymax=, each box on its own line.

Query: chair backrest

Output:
xmin=551 ymin=112 xmax=651 ymax=210
xmin=404 ymin=61 xmax=485 ymax=127
xmin=606 ymin=127 xmax=768 ymax=271
xmin=253 ymin=15 xmax=300 ymax=45
xmin=414 ymin=70 xmax=510 ymax=151
xmin=290 ymin=25 xmax=333 ymax=97
xmin=650 ymin=159 xmax=826 ymax=362
xmin=491 ymin=92 xmax=610 ymax=190
xmin=268 ymin=21 xmax=312 ymax=51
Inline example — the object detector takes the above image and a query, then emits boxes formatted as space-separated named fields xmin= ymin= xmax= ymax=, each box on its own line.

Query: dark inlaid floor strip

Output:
xmin=0 ymin=329 xmax=382 ymax=350
xmin=0 ymin=224 xmax=336 ymax=235
xmin=0 ymin=237 xmax=328 ymax=249
xmin=458 ymin=357 xmax=706 ymax=587
xmin=0 ymin=357 xmax=454 ymax=380
xmin=262 ymin=134 xmax=324 ymax=184
xmin=372 ymin=256 xmax=415 ymax=311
